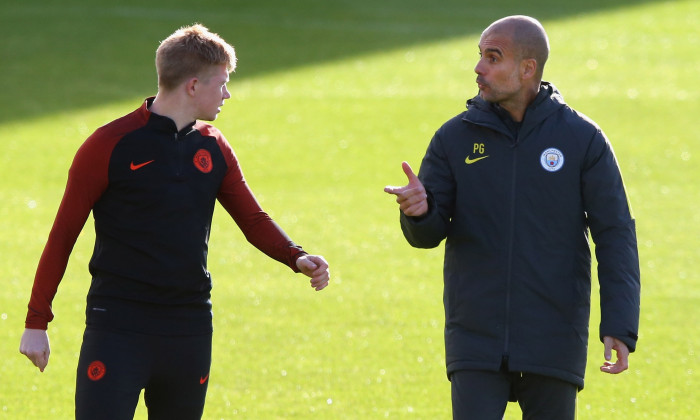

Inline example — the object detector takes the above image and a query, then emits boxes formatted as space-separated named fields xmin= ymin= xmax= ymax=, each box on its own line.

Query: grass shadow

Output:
xmin=1 ymin=0 xmax=666 ymax=124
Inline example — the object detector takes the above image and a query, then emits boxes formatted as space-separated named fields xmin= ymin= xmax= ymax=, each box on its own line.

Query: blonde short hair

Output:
xmin=155 ymin=24 xmax=237 ymax=91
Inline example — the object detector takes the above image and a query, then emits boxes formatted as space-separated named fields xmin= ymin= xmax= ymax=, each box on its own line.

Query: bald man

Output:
xmin=385 ymin=15 xmax=640 ymax=419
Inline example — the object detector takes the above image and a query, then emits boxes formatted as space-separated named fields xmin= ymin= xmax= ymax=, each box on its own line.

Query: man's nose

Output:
xmin=474 ymin=59 xmax=484 ymax=75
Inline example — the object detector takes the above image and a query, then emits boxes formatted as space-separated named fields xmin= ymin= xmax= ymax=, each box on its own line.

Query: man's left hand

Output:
xmin=296 ymin=255 xmax=330 ymax=291
xmin=600 ymin=336 xmax=630 ymax=374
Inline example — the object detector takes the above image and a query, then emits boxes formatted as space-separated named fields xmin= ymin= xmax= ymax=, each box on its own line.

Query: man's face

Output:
xmin=474 ymin=29 xmax=524 ymax=106
xmin=194 ymin=64 xmax=231 ymax=121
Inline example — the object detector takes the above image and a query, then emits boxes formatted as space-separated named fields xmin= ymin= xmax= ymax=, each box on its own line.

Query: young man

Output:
xmin=385 ymin=16 xmax=640 ymax=419
xmin=20 ymin=24 xmax=330 ymax=419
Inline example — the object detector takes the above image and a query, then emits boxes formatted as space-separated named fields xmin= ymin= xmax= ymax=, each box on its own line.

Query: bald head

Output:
xmin=483 ymin=15 xmax=550 ymax=79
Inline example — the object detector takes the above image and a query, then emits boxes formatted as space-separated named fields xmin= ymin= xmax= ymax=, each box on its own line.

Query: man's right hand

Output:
xmin=20 ymin=328 xmax=50 ymax=372
xmin=384 ymin=161 xmax=428 ymax=217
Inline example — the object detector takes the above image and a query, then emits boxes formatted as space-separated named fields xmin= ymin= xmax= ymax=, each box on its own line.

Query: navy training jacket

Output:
xmin=400 ymin=83 xmax=640 ymax=388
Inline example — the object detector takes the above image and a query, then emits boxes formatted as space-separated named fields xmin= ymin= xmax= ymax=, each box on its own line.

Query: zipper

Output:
xmin=175 ymin=132 xmax=184 ymax=176
xmin=503 ymin=135 xmax=519 ymax=364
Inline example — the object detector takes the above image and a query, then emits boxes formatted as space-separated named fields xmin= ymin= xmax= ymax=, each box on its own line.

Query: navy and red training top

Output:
xmin=25 ymin=98 xmax=306 ymax=335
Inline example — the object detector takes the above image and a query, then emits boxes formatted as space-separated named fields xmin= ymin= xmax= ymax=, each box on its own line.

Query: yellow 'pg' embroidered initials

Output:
xmin=465 ymin=143 xmax=489 ymax=165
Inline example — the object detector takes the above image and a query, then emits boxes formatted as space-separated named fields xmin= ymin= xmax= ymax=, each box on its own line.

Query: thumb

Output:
xmin=401 ymin=161 xmax=420 ymax=184
xmin=603 ymin=336 xmax=613 ymax=361
xmin=296 ymin=256 xmax=318 ymax=273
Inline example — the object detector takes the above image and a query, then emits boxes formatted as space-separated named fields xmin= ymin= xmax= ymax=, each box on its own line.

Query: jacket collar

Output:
xmin=463 ymin=82 xmax=565 ymax=140
xmin=141 ymin=97 xmax=197 ymax=136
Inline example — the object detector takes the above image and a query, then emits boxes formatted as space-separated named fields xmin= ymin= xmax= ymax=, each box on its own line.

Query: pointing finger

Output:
xmin=385 ymin=162 xmax=421 ymax=195
xmin=401 ymin=161 xmax=419 ymax=183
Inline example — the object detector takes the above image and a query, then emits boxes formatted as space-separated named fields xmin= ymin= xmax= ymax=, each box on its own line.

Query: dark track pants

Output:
xmin=75 ymin=326 xmax=212 ymax=420
xmin=450 ymin=369 xmax=577 ymax=420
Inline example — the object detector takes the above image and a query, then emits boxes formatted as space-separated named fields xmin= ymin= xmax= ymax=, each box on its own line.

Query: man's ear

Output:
xmin=185 ymin=77 xmax=198 ymax=97
xmin=521 ymin=58 xmax=537 ymax=80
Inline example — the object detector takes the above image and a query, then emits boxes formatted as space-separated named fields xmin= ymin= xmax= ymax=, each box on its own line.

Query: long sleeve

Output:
xmin=582 ymin=129 xmax=641 ymax=351
xmin=214 ymin=135 xmax=306 ymax=271
xmin=25 ymin=131 xmax=112 ymax=330
xmin=400 ymin=129 xmax=453 ymax=249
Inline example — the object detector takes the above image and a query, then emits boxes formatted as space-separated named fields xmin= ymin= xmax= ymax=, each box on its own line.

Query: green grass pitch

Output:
xmin=1 ymin=0 xmax=698 ymax=418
